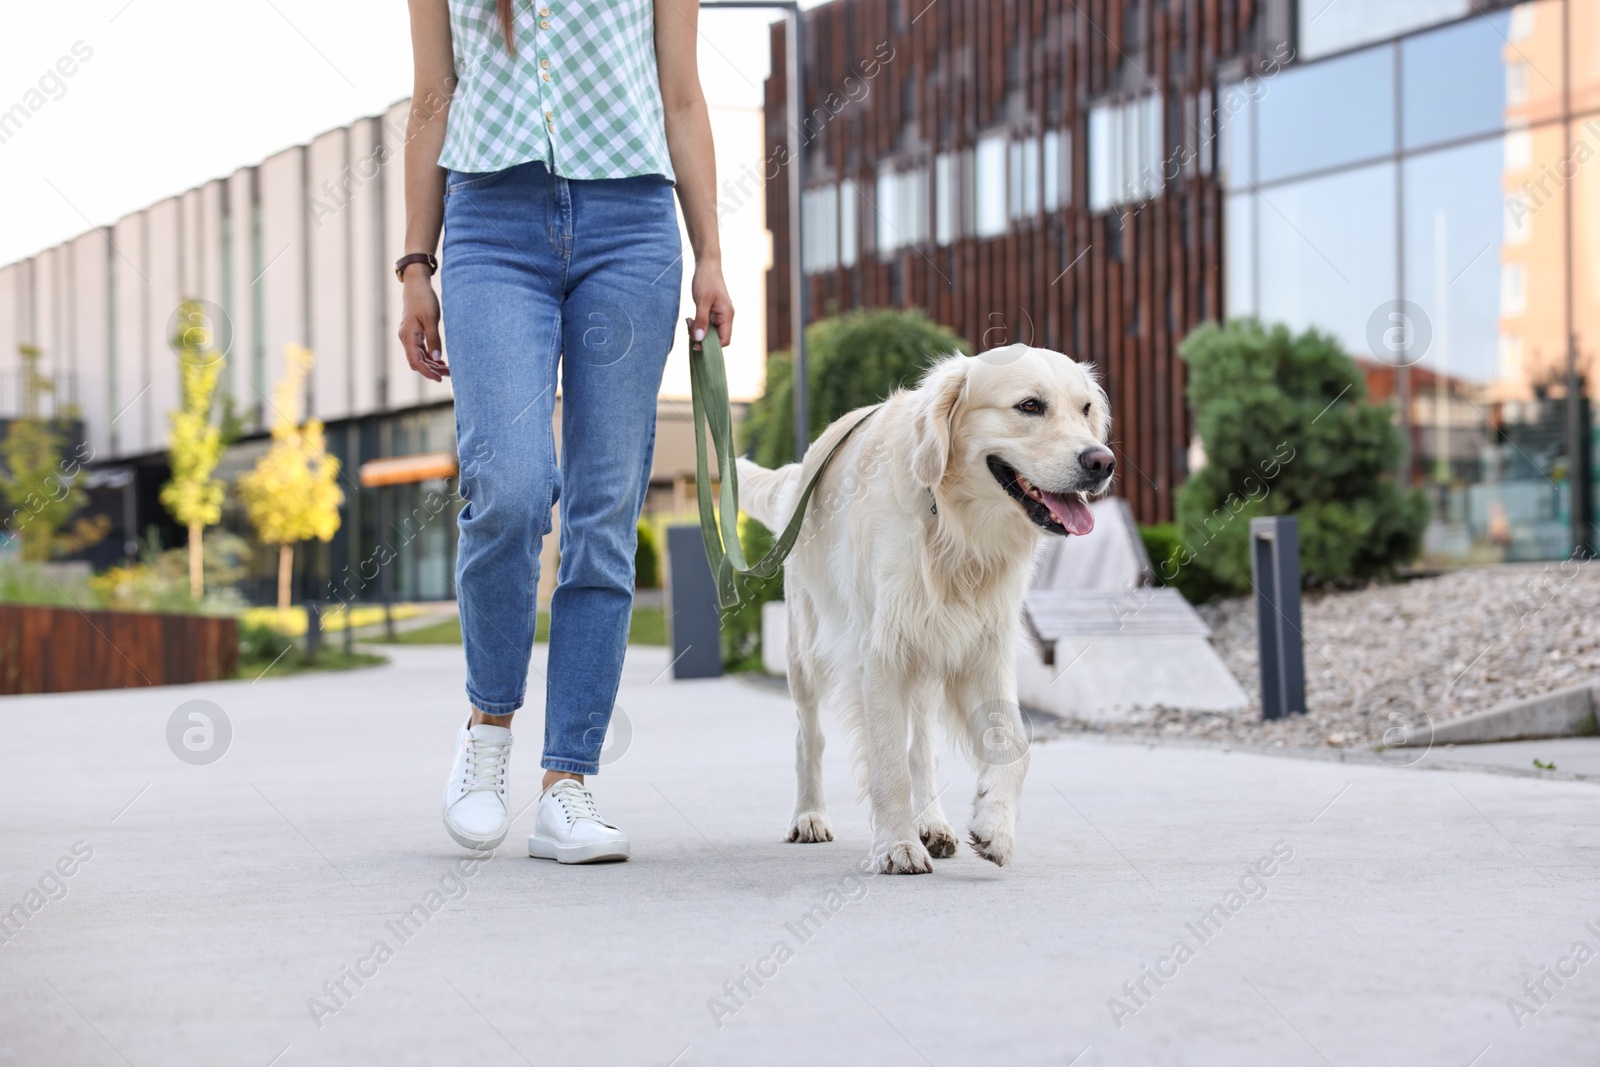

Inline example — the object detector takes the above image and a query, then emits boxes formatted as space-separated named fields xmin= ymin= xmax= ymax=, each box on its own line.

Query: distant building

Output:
xmin=0 ymin=104 xmax=768 ymax=603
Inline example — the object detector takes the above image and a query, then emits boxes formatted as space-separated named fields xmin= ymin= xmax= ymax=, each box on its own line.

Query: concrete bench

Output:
xmin=1016 ymin=499 xmax=1248 ymax=723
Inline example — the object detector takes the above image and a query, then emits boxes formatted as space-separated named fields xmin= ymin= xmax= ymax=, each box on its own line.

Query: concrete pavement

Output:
xmin=2 ymin=644 xmax=1598 ymax=1066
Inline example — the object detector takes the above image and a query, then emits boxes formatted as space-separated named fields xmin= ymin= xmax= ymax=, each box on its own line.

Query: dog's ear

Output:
xmin=910 ymin=356 xmax=969 ymax=487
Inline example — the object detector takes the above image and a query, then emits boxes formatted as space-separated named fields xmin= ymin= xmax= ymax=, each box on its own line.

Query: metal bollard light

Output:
xmin=1250 ymin=516 xmax=1306 ymax=720
xmin=665 ymin=525 xmax=724 ymax=679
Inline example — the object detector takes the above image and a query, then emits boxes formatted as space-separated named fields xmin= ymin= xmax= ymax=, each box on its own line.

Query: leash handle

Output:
xmin=687 ymin=327 xmax=874 ymax=610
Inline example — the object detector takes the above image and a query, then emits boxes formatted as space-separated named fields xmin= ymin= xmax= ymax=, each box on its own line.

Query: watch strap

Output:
xmin=394 ymin=252 xmax=438 ymax=282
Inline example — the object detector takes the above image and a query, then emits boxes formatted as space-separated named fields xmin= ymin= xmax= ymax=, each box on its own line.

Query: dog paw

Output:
xmin=878 ymin=840 xmax=934 ymax=875
xmin=967 ymin=828 xmax=1014 ymax=867
xmin=918 ymin=821 xmax=959 ymax=858
xmin=787 ymin=812 xmax=834 ymax=843
xmin=969 ymin=787 xmax=1019 ymax=867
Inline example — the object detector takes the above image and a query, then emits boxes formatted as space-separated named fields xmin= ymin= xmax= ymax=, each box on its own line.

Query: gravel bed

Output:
xmin=1043 ymin=561 xmax=1600 ymax=751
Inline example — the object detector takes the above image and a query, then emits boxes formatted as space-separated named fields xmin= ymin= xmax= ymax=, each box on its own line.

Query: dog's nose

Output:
xmin=1079 ymin=447 xmax=1115 ymax=476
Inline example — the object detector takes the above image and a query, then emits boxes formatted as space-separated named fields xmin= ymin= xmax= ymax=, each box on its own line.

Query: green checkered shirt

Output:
xmin=439 ymin=0 xmax=674 ymax=181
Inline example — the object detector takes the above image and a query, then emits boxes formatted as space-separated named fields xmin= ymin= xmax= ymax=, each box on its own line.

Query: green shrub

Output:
xmin=89 ymin=531 xmax=249 ymax=615
xmin=1172 ymin=319 xmax=1428 ymax=599
xmin=238 ymin=620 xmax=295 ymax=669
xmin=720 ymin=513 xmax=783 ymax=672
xmin=634 ymin=518 xmax=660 ymax=589
xmin=1139 ymin=522 xmax=1235 ymax=605
xmin=742 ymin=308 xmax=968 ymax=468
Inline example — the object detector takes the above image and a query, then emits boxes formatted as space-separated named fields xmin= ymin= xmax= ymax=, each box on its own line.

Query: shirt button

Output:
xmin=540 ymin=58 xmax=550 ymax=69
xmin=539 ymin=18 xmax=550 ymax=28
xmin=540 ymin=5 xmax=551 ymax=14
xmin=541 ymin=72 xmax=551 ymax=82
xmin=545 ymin=110 xmax=553 ymax=120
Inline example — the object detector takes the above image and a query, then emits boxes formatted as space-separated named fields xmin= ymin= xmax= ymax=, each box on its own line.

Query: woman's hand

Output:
xmin=689 ymin=257 xmax=734 ymax=347
xmin=397 ymin=272 xmax=450 ymax=381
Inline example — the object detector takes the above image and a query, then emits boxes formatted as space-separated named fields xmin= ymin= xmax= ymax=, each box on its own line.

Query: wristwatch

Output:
xmin=394 ymin=252 xmax=438 ymax=282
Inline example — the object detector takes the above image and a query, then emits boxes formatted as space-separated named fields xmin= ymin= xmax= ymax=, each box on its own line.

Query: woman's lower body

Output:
xmin=437 ymin=160 xmax=682 ymax=859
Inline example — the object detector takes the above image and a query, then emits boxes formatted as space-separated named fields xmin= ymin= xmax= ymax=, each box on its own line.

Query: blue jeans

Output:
xmin=441 ymin=160 xmax=681 ymax=775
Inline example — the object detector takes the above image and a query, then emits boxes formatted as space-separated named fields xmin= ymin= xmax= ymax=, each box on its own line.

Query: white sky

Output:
xmin=0 ymin=0 xmax=809 ymax=266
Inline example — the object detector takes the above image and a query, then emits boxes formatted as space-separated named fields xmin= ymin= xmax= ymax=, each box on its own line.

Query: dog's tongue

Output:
xmin=1041 ymin=491 xmax=1094 ymax=535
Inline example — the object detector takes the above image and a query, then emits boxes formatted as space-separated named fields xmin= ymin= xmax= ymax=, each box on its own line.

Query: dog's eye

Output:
xmin=1014 ymin=398 xmax=1045 ymax=416
xmin=1082 ymin=402 xmax=1092 ymax=417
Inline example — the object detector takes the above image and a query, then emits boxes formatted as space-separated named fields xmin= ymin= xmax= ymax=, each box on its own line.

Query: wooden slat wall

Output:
xmin=765 ymin=0 xmax=1265 ymax=523
xmin=0 ymin=605 xmax=239 ymax=694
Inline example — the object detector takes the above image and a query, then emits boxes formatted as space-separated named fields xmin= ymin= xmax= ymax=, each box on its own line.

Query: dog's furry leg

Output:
xmin=909 ymin=709 xmax=957 ymax=858
xmin=952 ymin=671 xmax=1029 ymax=867
xmin=786 ymin=642 xmax=833 ymax=844
xmin=861 ymin=664 xmax=934 ymax=875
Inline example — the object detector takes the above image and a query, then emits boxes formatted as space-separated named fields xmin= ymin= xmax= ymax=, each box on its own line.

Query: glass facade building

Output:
xmin=1226 ymin=0 xmax=1600 ymax=561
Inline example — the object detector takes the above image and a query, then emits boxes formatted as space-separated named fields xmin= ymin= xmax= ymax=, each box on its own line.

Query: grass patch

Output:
xmin=389 ymin=605 xmax=667 ymax=646
xmin=236 ymin=619 xmax=388 ymax=678
xmin=237 ymin=640 xmax=388 ymax=680
xmin=627 ymin=605 xmax=667 ymax=646
xmin=389 ymin=616 xmax=470 ymax=644
xmin=241 ymin=648 xmax=389 ymax=680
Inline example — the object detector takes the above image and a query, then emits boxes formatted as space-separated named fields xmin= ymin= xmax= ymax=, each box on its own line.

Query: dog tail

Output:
xmin=735 ymin=457 xmax=803 ymax=532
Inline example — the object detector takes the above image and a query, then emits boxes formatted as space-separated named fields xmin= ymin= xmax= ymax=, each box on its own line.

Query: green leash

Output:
xmin=687 ymin=328 xmax=875 ymax=610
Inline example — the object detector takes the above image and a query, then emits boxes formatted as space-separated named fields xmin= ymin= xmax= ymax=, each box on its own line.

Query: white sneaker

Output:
xmin=528 ymin=779 xmax=630 ymax=864
xmin=442 ymin=721 xmax=513 ymax=850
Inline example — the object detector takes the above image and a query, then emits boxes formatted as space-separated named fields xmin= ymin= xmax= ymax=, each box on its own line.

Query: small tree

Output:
xmin=1170 ymin=319 xmax=1428 ymax=598
xmin=160 ymin=302 xmax=228 ymax=598
xmin=236 ymin=345 xmax=344 ymax=611
xmin=743 ymin=308 xmax=969 ymax=468
xmin=1 ymin=344 xmax=104 ymax=561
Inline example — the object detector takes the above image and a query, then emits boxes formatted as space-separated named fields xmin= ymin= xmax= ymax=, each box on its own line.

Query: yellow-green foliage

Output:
xmin=160 ymin=308 xmax=227 ymax=531
xmin=237 ymin=345 xmax=344 ymax=548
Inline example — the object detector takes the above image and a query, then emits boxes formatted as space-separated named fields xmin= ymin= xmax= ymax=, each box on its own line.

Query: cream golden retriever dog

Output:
xmin=736 ymin=344 xmax=1114 ymax=874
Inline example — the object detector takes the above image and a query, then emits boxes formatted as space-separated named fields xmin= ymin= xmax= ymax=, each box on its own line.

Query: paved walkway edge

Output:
xmin=1394 ymin=680 xmax=1598 ymax=747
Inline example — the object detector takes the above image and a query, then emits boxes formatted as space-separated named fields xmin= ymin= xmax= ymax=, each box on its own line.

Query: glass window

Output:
xmin=1402 ymin=138 xmax=1518 ymax=388
xmin=1402 ymin=12 xmax=1508 ymax=148
xmin=1022 ymin=136 xmax=1040 ymax=217
xmin=840 ymin=180 xmax=858 ymax=267
xmin=1226 ymin=191 xmax=1256 ymax=319
xmin=1196 ymin=87 xmax=1214 ymax=176
xmin=1297 ymin=0 xmax=1467 ymax=61
xmin=1402 ymin=4 xmax=1561 ymax=149
xmin=1088 ymin=94 xmax=1165 ymax=210
xmin=875 ymin=171 xmax=900 ymax=256
xmin=975 ymin=132 xmax=1008 ymax=237
xmin=1401 ymin=126 xmax=1574 ymax=559
xmin=1140 ymin=94 xmax=1164 ymax=198
xmin=902 ymin=167 xmax=928 ymax=246
xmin=1254 ymin=161 xmax=1397 ymax=357
xmin=935 ymin=153 xmax=956 ymax=245
xmin=875 ymin=168 xmax=928 ymax=256
xmin=1088 ymin=105 xmax=1115 ymax=211
xmin=1043 ymin=130 xmax=1070 ymax=212
xmin=802 ymin=184 xmax=838 ymax=272
xmin=1218 ymin=81 xmax=1255 ymax=190
xmin=1256 ymin=45 xmax=1394 ymax=184
xmin=1008 ymin=140 xmax=1024 ymax=220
